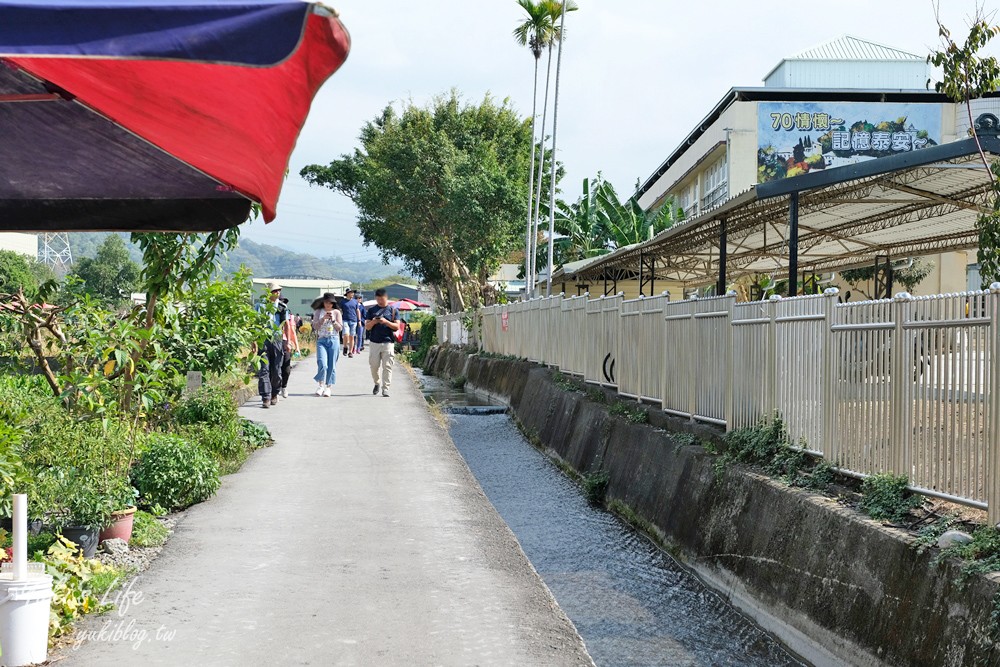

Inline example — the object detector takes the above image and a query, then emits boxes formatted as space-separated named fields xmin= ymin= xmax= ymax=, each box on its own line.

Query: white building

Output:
xmin=635 ymin=35 xmax=996 ymax=295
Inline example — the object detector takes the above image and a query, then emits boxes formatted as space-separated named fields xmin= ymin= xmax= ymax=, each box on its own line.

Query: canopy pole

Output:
xmin=639 ymin=251 xmax=644 ymax=296
xmin=788 ymin=192 xmax=799 ymax=297
xmin=717 ymin=217 xmax=727 ymax=296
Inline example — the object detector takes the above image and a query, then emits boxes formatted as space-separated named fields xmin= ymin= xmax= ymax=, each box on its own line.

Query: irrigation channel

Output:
xmin=418 ymin=370 xmax=805 ymax=667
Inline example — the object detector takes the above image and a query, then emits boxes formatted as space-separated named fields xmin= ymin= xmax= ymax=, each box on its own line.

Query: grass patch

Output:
xmin=608 ymin=400 xmax=649 ymax=424
xmin=450 ymin=375 xmax=467 ymax=390
xmin=584 ymin=386 xmax=607 ymax=404
xmin=553 ymin=371 xmax=583 ymax=393
xmin=129 ymin=510 xmax=170 ymax=548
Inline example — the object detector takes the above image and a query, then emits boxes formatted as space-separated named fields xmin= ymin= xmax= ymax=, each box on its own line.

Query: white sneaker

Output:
xmin=280 ymin=387 xmax=288 ymax=399
xmin=322 ymin=386 xmax=332 ymax=397
xmin=314 ymin=384 xmax=324 ymax=396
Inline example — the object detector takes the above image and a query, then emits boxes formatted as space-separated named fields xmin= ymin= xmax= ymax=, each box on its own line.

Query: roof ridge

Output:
xmin=788 ymin=34 xmax=923 ymax=61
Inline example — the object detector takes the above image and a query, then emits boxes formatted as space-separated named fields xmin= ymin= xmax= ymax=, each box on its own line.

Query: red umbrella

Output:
xmin=390 ymin=300 xmax=417 ymax=311
xmin=399 ymin=298 xmax=431 ymax=308
xmin=0 ymin=1 xmax=350 ymax=232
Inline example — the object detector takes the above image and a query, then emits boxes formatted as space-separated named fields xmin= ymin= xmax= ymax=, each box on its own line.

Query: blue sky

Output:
xmin=244 ymin=0 xmax=1000 ymax=261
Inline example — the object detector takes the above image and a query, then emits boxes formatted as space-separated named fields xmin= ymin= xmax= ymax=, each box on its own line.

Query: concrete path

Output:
xmin=62 ymin=352 xmax=592 ymax=666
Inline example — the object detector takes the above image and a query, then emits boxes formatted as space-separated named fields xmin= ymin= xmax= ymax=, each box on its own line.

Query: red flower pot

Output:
xmin=99 ymin=506 xmax=137 ymax=543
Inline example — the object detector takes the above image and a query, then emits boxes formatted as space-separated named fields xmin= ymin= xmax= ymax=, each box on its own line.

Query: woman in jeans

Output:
xmin=311 ymin=292 xmax=343 ymax=396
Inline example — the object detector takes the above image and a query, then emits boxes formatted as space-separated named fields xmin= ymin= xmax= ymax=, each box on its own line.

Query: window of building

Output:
xmin=676 ymin=180 xmax=700 ymax=217
xmin=701 ymin=157 xmax=728 ymax=211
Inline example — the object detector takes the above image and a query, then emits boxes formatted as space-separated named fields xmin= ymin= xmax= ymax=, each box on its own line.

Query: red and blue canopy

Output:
xmin=0 ymin=0 xmax=350 ymax=231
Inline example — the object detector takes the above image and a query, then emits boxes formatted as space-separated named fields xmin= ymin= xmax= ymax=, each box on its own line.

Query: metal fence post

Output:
xmin=724 ymin=291 xmax=736 ymax=431
xmin=688 ymin=295 xmax=698 ymax=420
xmin=891 ymin=292 xmax=913 ymax=477
xmin=766 ymin=294 xmax=781 ymax=421
xmin=822 ymin=288 xmax=839 ymax=462
xmin=989 ymin=284 xmax=1000 ymax=526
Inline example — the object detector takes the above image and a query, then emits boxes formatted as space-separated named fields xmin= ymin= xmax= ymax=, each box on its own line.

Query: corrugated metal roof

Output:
xmin=575 ymin=136 xmax=998 ymax=286
xmin=787 ymin=35 xmax=923 ymax=62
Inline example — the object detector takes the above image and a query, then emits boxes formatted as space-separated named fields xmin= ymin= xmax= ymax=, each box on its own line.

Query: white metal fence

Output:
xmin=440 ymin=286 xmax=1000 ymax=522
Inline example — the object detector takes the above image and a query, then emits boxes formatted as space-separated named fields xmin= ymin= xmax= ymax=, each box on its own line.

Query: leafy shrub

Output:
xmin=18 ymin=416 xmax=138 ymax=529
xmin=131 ymin=434 xmax=220 ymax=511
xmin=583 ymin=470 xmax=610 ymax=505
xmin=28 ymin=531 xmax=57 ymax=556
xmin=719 ymin=418 xmax=834 ymax=490
xmin=859 ymin=473 xmax=922 ymax=523
xmin=158 ymin=268 xmax=271 ymax=376
xmin=409 ymin=312 xmax=437 ymax=366
xmin=172 ymin=385 xmax=238 ymax=427
xmin=239 ymin=419 xmax=272 ymax=449
xmin=36 ymin=535 xmax=122 ymax=639
xmin=181 ymin=422 xmax=246 ymax=474
xmin=937 ymin=526 xmax=1000 ymax=586
xmin=129 ymin=510 xmax=170 ymax=548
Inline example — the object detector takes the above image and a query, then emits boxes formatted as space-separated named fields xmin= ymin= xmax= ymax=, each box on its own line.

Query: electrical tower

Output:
xmin=38 ymin=233 xmax=74 ymax=272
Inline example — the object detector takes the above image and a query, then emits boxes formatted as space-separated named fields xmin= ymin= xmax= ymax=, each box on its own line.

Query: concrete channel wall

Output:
xmin=426 ymin=346 xmax=1000 ymax=667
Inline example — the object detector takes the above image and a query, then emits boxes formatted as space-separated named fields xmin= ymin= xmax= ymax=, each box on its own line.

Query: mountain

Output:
xmin=62 ymin=232 xmax=408 ymax=285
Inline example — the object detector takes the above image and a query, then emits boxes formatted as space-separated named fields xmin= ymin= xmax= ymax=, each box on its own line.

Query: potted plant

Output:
xmin=48 ymin=467 xmax=118 ymax=559
xmin=98 ymin=480 xmax=139 ymax=544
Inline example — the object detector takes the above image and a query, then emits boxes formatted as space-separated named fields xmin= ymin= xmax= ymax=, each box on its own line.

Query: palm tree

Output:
xmin=512 ymin=0 xmax=554 ymax=295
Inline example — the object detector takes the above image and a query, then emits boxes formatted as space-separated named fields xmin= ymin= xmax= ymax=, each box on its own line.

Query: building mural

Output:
xmin=757 ymin=102 xmax=942 ymax=183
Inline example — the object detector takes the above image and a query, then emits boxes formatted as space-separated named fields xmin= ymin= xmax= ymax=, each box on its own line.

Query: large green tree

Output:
xmin=929 ymin=6 xmax=1000 ymax=284
xmin=301 ymin=92 xmax=535 ymax=312
xmin=70 ymin=234 xmax=140 ymax=306
xmin=0 ymin=250 xmax=42 ymax=299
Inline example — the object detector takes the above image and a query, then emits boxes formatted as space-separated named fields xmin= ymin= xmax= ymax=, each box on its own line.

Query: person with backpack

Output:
xmin=365 ymin=288 xmax=400 ymax=397
xmin=255 ymin=282 xmax=286 ymax=408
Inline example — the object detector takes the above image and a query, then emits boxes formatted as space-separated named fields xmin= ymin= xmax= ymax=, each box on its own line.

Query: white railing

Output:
xmin=465 ymin=285 xmax=1000 ymax=523
xmin=437 ymin=313 xmax=468 ymax=346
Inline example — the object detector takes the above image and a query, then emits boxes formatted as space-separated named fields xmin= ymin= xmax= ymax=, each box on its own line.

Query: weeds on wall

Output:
xmin=608 ymin=400 xmax=648 ymax=424
xmin=582 ymin=470 xmax=610 ymax=505
xmin=717 ymin=418 xmax=833 ymax=491
xmin=858 ymin=473 xmax=923 ymax=523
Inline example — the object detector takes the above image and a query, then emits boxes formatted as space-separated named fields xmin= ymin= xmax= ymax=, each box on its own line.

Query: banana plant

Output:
xmin=553 ymin=176 xmax=613 ymax=264
xmin=594 ymin=180 xmax=683 ymax=249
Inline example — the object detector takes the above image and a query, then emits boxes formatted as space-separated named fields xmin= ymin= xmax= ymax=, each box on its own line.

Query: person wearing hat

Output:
xmin=255 ymin=282 xmax=287 ymax=408
xmin=311 ymin=292 xmax=343 ymax=396
xmin=340 ymin=288 xmax=360 ymax=358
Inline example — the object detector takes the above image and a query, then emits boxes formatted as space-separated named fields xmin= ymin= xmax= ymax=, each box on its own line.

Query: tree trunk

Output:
xmin=531 ymin=44 xmax=554 ymax=298
xmin=525 ymin=55 xmax=541 ymax=294
xmin=546 ymin=3 xmax=569 ymax=297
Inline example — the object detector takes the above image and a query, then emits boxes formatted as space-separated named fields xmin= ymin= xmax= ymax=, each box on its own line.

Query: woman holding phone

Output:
xmin=311 ymin=292 xmax=343 ymax=396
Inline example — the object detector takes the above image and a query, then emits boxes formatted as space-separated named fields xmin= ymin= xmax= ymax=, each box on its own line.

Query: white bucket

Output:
xmin=0 ymin=572 xmax=53 ymax=667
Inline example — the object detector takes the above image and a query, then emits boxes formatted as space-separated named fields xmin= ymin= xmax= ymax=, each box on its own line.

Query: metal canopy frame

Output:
xmin=573 ymin=131 xmax=1000 ymax=293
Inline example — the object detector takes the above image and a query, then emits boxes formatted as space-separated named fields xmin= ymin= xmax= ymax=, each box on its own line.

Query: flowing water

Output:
xmin=419 ymin=373 xmax=805 ymax=667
